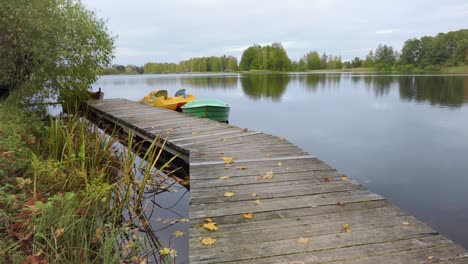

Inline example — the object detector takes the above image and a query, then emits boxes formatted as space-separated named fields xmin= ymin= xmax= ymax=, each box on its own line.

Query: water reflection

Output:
xmin=399 ymin=76 xmax=467 ymax=107
xmin=241 ymin=74 xmax=290 ymax=101
xmin=294 ymin=74 xmax=341 ymax=92
xmin=179 ymin=76 xmax=237 ymax=90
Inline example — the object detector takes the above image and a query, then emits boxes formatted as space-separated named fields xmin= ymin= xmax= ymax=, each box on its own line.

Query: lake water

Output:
xmin=92 ymin=73 xmax=468 ymax=251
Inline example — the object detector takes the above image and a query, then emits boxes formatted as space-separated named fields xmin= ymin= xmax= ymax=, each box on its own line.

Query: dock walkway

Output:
xmin=86 ymin=99 xmax=468 ymax=263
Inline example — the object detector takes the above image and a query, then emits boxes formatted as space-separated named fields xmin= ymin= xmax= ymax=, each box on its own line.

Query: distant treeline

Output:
xmin=102 ymin=56 xmax=238 ymax=75
xmin=102 ymin=29 xmax=467 ymax=74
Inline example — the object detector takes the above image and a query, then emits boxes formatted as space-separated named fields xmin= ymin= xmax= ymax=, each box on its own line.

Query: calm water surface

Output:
xmin=92 ymin=73 xmax=468 ymax=251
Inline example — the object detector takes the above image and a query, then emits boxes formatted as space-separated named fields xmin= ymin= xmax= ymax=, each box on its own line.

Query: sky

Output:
xmin=81 ymin=0 xmax=468 ymax=66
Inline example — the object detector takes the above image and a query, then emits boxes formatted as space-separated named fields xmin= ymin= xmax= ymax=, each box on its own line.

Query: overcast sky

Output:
xmin=81 ymin=0 xmax=468 ymax=65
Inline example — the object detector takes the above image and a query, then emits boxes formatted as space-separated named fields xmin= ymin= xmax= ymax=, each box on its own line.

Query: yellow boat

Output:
xmin=138 ymin=89 xmax=196 ymax=111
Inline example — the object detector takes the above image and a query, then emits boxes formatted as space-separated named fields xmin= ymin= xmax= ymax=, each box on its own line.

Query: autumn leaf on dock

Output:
xmin=277 ymin=162 xmax=283 ymax=167
xmin=222 ymin=157 xmax=234 ymax=164
xmin=236 ymin=166 xmax=248 ymax=170
xmin=341 ymin=223 xmax=352 ymax=233
xmin=341 ymin=176 xmax=348 ymax=181
xmin=259 ymin=170 xmax=274 ymax=180
xmin=296 ymin=237 xmax=309 ymax=244
xmin=219 ymin=176 xmax=230 ymax=180
xmin=243 ymin=213 xmax=255 ymax=219
xmin=203 ymin=222 xmax=218 ymax=231
xmin=200 ymin=237 xmax=217 ymax=246
xmin=173 ymin=231 xmax=184 ymax=237
xmin=337 ymin=201 xmax=345 ymax=206
xmin=224 ymin=192 xmax=235 ymax=197
xmin=324 ymin=177 xmax=332 ymax=182
xmin=253 ymin=199 xmax=262 ymax=205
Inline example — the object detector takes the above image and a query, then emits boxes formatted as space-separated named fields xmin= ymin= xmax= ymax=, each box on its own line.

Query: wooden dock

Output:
xmin=86 ymin=99 xmax=468 ymax=263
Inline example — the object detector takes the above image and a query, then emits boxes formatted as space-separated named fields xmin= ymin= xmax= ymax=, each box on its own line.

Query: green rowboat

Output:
xmin=181 ymin=99 xmax=230 ymax=123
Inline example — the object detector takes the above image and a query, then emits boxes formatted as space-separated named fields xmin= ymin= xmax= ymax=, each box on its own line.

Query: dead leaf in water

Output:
xmin=173 ymin=231 xmax=184 ymax=237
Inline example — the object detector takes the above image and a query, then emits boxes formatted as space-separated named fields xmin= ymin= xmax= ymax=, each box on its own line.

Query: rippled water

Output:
xmin=92 ymin=73 xmax=468 ymax=251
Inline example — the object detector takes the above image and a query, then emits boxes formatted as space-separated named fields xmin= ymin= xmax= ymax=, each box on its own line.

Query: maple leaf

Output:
xmin=324 ymin=177 xmax=332 ymax=182
xmin=201 ymin=237 xmax=216 ymax=246
xmin=236 ymin=166 xmax=248 ymax=170
xmin=243 ymin=213 xmax=255 ymax=219
xmin=253 ymin=199 xmax=262 ymax=205
xmin=219 ymin=176 xmax=230 ymax=180
xmin=337 ymin=201 xmax=345 ymax=206
xmin=277 ymin=162 xmax=283 ymax=167
xmin=224 ymin=192 xmax=235 ymax=197
xmin=341 ymin=224 xmax=352 ymax=233
xmin=296 ymin=237 xmax=309 ymax=244
xmin=341 ymin=176 xmax=348 ymax=181
xmin=203 ymin=222 xmax=218 ymax=231
xmin=260 ymin=170 xmax=274 ymax=180
xmin=222 ymin=157 xmax=234 ymax=164
xmin=173 ymin=231 xmax=184 ymax=237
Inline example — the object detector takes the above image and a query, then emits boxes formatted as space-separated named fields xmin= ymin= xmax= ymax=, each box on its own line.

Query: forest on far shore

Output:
xmin=102 ymin=29 xmax=468 ymax=75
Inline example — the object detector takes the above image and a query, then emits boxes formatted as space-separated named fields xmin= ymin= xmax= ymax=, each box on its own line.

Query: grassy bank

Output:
xmin=0 ymin=102 xmax=177 ymax=263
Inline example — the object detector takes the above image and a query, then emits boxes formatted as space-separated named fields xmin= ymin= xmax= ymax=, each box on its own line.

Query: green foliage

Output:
xmin=296 ymin=51 xmax=343 ymax=71
xmin=0 ymin=104 xmax=38 ymax=178
xmin=143 ymin=55 xmax=238 ymax=74
xmin=239 ymin=43 xmax=291 ymax=71
xmin=0 ymin=0 xmax=114 ymax=100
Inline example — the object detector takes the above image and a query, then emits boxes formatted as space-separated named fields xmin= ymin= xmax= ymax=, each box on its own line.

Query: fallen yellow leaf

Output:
xmin=427 ymin=256 xmax=434 ymax=260
xmin=53 ymin=228 xmax=65 ymax=238
xmin=243 ymin=213 xmax=255 ymax=219
xmin=236 ymin=166 xmax=248 ymax=170
xmin=179 ymin=218 xmax=189 ymax=223
xmin=173 ymin=231 xmax=184 ymax=237
xmin=402 ymin=221 xmax=410 ymax=225
xmin=222 ymin=157 xmax=234 ymax=164
xmin=204 ymin=218 xmax=213 ymax=222
xmin=159 ymin=247 xmax=177 ymax=257
xmin=277 ymin=137 xmax=285 ymax=141
xmin=260 ymin=170 xmax=274 ymax=180
xmin=224 ymin=192 xmax=235 ymax=197
xmin=341 ymin=176 xmax=348 ymax=181
xmin=219 ymin=176 xmax=230 ymax=180
xmin=277 ymin=162 xmax=283 ymax=167
xmin=191 ymin=131 xmax=199 ymax=135
xmin=341 ymin=223 xmax=352 ymax=233
xmin=253 ymin=199 xmax=262 ymax=205
xmin=252 ymin=193 xmax=258 ymax=197
xmin=201 ymin=237 xmax=216 ymax=246
xmin=203 ymin=222 xmax=218 ymax=231
xmin=296 ymin=237 xmax=309 ymax=244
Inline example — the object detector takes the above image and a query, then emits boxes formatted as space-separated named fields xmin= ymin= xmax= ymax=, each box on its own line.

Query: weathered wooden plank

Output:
xmin=190 ymin=190 xmax=384 ymax=219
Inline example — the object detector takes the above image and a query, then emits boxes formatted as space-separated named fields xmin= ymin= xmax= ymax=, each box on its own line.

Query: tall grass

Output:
xmin=2 ymin=104 xmax=177 ymax=263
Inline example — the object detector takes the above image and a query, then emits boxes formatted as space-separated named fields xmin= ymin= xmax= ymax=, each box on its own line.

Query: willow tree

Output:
xmin=0 ymin=0 xmax=114 ymax=101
